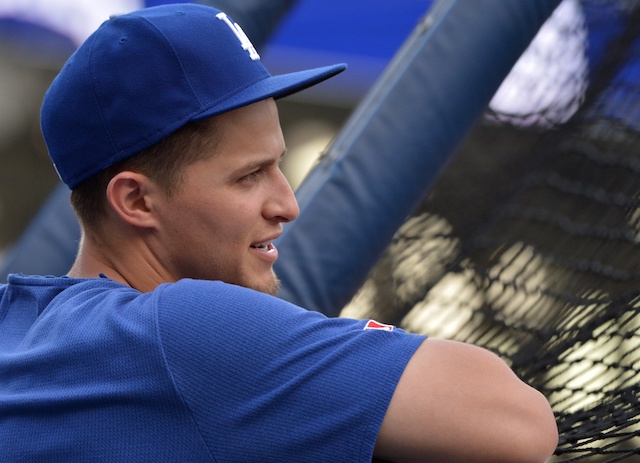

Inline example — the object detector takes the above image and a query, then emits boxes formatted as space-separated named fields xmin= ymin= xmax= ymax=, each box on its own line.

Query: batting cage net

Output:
xmin=342 ymin=1 xmax=640 ymax=461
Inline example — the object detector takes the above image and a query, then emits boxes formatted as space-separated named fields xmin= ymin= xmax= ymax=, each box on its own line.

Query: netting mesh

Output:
xmin=341 ymin=0 xmax=640 ymax=460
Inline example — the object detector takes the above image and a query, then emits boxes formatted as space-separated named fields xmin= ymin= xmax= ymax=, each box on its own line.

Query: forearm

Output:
xmin=374 ymin=339 xmax=558 ymax=462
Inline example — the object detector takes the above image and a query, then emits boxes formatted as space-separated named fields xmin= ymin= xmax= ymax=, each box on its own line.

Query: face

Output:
xmin=152 ymin=98 xmax=299 ymax=295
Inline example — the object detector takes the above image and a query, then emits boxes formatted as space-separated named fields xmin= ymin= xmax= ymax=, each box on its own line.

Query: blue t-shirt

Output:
xmin=0 ymin=274 xmax=425 ymax=462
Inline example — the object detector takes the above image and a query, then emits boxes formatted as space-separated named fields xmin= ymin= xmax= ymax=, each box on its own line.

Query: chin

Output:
xmin=256 ymin=279 xmax=281 ymax=297
xmin=247 ymin=272 xmax=281 ymax=296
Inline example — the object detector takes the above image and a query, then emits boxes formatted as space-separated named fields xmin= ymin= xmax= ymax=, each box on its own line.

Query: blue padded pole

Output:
xmin=0 ymin=183 xmax=79 ymax=281
xmin=275 ymin=0 xmax=563 ymax=315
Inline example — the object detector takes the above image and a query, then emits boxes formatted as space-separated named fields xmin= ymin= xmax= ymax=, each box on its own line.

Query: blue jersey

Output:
xmin=0 ymin=274 xmax=425 ymax=462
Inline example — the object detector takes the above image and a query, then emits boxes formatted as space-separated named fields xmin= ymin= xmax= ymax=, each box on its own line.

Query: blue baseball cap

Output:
xmin=41 ymin=3 xmax=346 ymax=189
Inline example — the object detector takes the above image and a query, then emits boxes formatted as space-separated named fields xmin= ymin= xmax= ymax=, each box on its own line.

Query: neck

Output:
xmin=68 ymin=227 xmax=171 ymax=293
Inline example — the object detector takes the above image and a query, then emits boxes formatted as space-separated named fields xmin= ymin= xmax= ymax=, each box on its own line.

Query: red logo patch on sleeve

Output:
xmin=364 ymin=320 xmax=395 ymax=331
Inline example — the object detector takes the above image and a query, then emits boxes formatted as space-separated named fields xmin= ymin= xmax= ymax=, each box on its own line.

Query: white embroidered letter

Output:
xmin=216 ymin=12 xmax=260 ymax=61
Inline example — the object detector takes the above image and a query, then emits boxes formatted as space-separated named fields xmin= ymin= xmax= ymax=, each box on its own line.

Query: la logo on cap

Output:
xmin=216 ymin=12 xmax=260 ymax=61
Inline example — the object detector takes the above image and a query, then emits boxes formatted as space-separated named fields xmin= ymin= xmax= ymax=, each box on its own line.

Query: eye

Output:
xmin=239 ymin=169 xmax=262 ymax=183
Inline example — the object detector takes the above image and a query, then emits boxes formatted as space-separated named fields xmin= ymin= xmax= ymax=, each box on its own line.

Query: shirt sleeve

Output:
xmin=155 ymin=279 xmax=426 ymax=463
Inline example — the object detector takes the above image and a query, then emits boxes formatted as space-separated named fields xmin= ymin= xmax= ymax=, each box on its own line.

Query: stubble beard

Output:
xmin=234 ymin=268 xmax=281 ymax=296
xmin=196 ymin=254 xmax=282 ymax=296
xmin=254 ymin=270 xmax=281 ymax=296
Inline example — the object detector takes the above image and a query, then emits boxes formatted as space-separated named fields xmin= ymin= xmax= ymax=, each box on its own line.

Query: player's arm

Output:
xmin=373 ymin=338 xmax=558 ymax=463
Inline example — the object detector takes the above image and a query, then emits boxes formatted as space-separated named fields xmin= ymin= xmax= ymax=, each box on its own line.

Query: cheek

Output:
xmin=191 ymin=202 xmax=253 ymax=246
xmin=161 ymin=199 xmax=220 ymax=244
xmin=164 ymin=188 xmax=260 ymax=247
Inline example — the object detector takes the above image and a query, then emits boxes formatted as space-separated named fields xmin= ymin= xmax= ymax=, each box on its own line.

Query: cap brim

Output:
xmin=193 ymin=63 xmax=347 ymax=120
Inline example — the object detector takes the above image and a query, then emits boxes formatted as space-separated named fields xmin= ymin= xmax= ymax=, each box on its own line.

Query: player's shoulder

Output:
xmin=153 ymin=278 xmax=305 ymax=322
xmin=156 ymin=278 xmax=288 ymax=306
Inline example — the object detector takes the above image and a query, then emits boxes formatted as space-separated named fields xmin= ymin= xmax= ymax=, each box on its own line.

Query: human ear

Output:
xmin=106 ymin=171 xmax=159 ymax=228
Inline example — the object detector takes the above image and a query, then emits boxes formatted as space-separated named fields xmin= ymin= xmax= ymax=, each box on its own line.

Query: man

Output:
xmin=0 ymin=4 xmax=558 ymax=462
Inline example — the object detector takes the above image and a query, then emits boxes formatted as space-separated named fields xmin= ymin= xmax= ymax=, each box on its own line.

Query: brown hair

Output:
xmin=70 ymin=117 xmax=220 ymax=229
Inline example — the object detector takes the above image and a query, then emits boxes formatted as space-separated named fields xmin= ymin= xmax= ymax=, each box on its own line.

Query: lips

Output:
xmin=251 ymin=241 xmax=272 ymax=250
xmin=250 ymin=237 xmax=280 ymax=263
xmin=250 ymin=231 xmax=281 ymax=250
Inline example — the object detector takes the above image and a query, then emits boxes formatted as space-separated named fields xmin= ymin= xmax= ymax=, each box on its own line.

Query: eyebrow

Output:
xmin=229 ymin=150 xmax=287 ymax=178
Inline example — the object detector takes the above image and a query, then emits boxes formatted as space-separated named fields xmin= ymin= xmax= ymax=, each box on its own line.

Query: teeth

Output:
xmin=252 ymin=243 xmax=269 ymax=250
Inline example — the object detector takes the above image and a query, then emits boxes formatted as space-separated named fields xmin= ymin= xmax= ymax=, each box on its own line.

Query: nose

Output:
xmin=264 ymin=169 xmax=300 ymax=223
